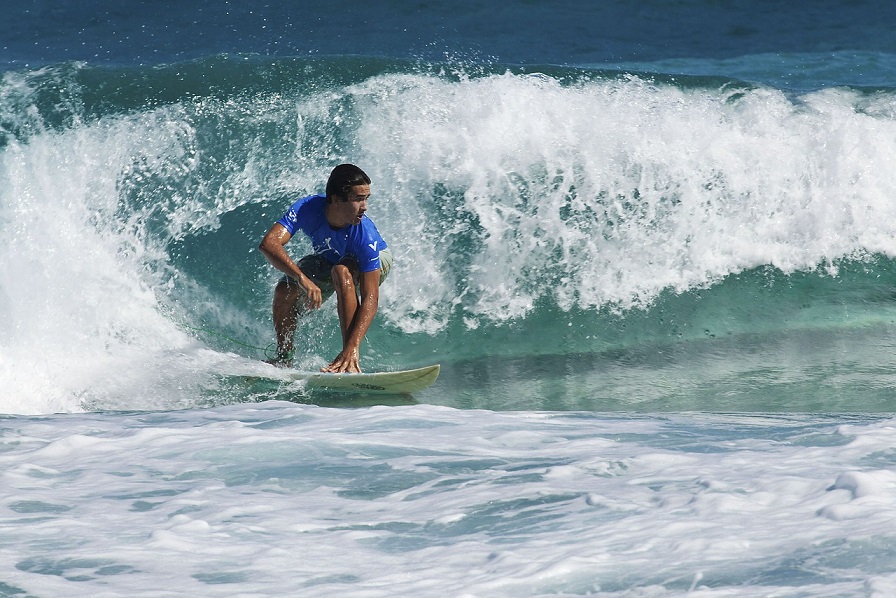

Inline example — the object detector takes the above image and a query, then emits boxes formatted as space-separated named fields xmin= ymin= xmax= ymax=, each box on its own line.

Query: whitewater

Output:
xmin=5 ymin=406 xmax=896 ymax=597
xmin=5 ymin=1 xmax=896 ymax=595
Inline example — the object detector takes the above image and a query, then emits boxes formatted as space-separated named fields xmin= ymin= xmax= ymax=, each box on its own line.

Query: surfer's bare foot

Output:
xmin=266 ymin=358 xmax=292 ymax=368
xmin=266 ymin=349 xmax=294 ymax=368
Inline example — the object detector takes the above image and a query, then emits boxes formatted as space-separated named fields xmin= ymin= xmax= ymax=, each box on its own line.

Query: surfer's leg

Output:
xmin=331 ymin=251 xmax=390 ymax=344
xmin=331 ymin=262 xmax=359 ymax=345
xmin=271 ymin=278 xmax=302 ymax=363
xmin=269 ymin=256 xmax=336 ymax=365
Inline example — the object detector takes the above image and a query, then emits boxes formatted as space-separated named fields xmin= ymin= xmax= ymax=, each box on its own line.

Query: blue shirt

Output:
xmin=276 ymin=194 xmax=388 ymax=273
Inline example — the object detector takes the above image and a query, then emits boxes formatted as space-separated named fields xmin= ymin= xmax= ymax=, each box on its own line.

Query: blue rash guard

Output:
xmin=276 ymin=194 xmax=388 ymax=273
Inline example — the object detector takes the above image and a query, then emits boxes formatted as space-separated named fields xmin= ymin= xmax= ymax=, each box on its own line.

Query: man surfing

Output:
xmin=259 ymin=164 xmax=392 ymax=373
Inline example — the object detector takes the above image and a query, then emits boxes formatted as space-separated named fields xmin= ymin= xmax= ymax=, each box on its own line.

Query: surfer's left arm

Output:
xmin=323 ymin=268 xmax=380 ymax=373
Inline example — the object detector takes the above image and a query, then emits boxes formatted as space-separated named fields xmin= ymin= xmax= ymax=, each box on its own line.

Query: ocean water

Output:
xmin=4 ymin=1 xmax=896 ymax=595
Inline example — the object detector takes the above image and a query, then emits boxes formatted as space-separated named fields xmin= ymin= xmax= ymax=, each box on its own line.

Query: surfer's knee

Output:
xmin=330 ymin=263 xmax=356 ymax=294
xmin=274 ymin=278 xmax=302 ymax=306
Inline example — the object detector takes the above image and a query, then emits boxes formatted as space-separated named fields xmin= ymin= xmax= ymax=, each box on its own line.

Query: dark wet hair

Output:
xmin=325 ymin=164 xmax=371 ymax=202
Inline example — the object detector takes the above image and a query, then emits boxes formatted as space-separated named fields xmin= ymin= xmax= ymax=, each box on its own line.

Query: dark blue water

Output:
xmin=7 ymin=1 xmax=896 ymax=73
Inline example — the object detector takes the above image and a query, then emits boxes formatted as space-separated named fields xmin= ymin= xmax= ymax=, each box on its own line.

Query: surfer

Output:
xmin=259 ymin=164 xmax=392 ymax=373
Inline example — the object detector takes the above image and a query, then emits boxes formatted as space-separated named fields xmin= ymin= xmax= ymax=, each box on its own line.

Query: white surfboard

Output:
xmin=285 ymin=364 xmax=440 ymax=394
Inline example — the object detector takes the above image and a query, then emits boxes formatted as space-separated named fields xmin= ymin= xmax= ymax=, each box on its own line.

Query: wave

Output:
xmin=3 ymin=57 xmax=896 ymax=412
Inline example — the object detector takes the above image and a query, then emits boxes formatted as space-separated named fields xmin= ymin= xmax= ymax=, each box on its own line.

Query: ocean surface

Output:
xmin=4 ymin=1 xmax=896 ymax=595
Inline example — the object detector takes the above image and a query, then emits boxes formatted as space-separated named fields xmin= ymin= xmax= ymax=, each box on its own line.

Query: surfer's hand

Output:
xmin=302 ymin=282 xmax=323 ymax=310
xmin=322 ymin=348 xmax=361 ymax=373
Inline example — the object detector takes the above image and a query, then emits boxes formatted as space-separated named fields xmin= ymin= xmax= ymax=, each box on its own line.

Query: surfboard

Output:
xmin=283 ymin=364 xmax=440 ymax=394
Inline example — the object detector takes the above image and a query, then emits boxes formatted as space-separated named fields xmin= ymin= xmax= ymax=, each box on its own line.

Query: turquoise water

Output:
xmin=4 ymin=1 xmax=896 ymax=595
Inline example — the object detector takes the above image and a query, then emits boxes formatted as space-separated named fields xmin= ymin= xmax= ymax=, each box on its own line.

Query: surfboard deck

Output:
xmin=283 ymin=364 xmax=440 ymax=394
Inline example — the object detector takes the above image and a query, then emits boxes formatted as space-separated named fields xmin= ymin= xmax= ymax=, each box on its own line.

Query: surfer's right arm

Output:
xmin=259 ymin=223 xmax=323 ymax=310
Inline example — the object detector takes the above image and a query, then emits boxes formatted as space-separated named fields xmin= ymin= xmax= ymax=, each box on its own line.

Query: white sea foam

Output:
xmin=350 ymin=73 xmax=896 ymax=329
xmin=0 ymin=404 xmax=893 ymax=596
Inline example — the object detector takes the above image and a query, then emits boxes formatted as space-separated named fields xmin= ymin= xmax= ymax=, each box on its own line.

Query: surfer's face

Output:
xmin=332 ymin=184 xmax=369 ymax=226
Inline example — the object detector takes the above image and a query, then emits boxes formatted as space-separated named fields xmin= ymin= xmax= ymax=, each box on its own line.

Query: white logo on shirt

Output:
xmin=368 ymin=241 xmax=378 ymax=251
xmin=323 ymin=237 xmax=342 ymax=256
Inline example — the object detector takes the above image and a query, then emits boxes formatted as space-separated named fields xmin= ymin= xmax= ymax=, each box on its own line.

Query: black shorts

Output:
xmin=279 ymin=249 xmax=393 ymax=302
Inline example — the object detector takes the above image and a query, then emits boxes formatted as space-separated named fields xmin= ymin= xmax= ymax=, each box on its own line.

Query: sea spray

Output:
xmin=350 ymin=72 xmax=896 ymax=326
